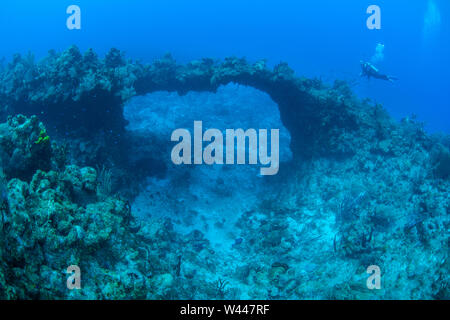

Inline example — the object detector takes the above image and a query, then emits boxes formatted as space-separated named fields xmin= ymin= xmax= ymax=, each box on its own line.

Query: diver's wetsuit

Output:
xmin=360 ymin=61 xmax=397 ymax=82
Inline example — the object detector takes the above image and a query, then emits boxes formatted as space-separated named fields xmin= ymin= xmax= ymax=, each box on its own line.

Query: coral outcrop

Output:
xmin=1 ymin=47 xmax=359 ymax=161
xmin=0 ymin=115 xmax=52 ymax=181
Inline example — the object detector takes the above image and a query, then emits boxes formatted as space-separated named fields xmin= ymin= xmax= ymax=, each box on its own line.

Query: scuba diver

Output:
xmin=360 ymin=61 xmax=397 ymax=82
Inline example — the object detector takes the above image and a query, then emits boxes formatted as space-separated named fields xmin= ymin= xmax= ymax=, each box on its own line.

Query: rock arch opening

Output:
xmin=0 ymin=47 xmax=359 ymax=169
xmin=123 ymin=83 xmax=293 ymax=178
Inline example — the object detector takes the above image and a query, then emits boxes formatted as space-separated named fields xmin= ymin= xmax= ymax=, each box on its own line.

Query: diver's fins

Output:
xmin=388 ymin=76 xmax=398 ymax=82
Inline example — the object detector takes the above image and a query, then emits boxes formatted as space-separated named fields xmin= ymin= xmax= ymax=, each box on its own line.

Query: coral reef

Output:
xmin=0 ymin=48 xmax=448 ymax=300
xmin=0 ymin=46 xmax=358 ymax=163
xmin=0 ymin=115 xmax=52 ymax=181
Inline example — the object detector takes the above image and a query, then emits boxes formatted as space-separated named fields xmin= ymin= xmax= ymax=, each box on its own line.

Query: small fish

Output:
xmin=232 ymin=238 xmax=243 ymax=248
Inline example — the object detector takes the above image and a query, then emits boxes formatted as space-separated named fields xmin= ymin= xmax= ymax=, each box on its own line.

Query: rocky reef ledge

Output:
xmin=1 ymin=46 xmax=371 ymax=161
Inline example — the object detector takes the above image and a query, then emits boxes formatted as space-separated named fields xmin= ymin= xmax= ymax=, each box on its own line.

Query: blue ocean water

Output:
xmin=0 ymin=0 xmax=448 ymax=132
